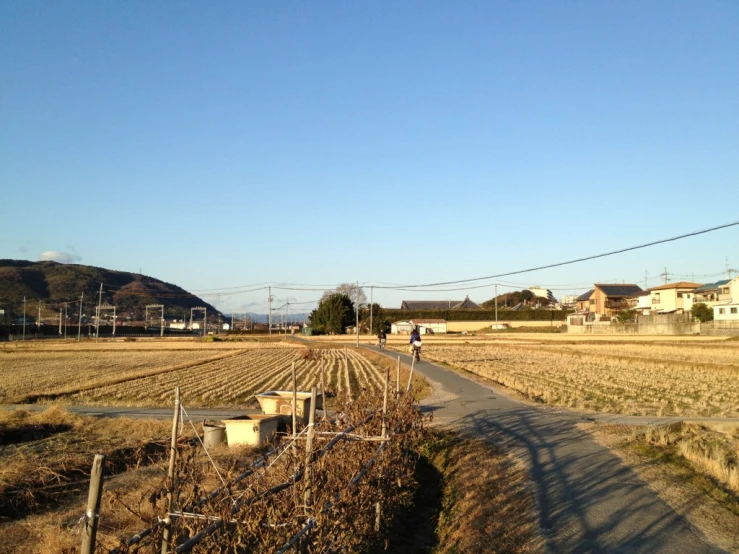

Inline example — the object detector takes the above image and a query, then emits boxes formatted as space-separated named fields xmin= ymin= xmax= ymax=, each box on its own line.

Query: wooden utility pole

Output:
xmin=81 ymin=454 xmax=106 ymax=554
xmin=22 ymin=296 xmax=27 ymax=340
xmin=161 ymin=387 xmax=181 ymax=554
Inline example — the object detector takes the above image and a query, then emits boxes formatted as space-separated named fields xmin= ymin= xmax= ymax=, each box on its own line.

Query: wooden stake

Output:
xmin=406 ymin=356 xmax=415 ymax=393
xmin=304 ymin=387 xmax=317 ymax=511
xmin=396 ymin=356 xmax=400 ymax=395
xmin=161 ymin=386 xmax=181 ymax=554
xmin=292 ymin=362 xmax=298 ymax=452
xmin=81 ymin=454 xmax=105 ymax=554
xmin=381 ymin=367 xmax=389 ymax=439
xmin=320 ymin=353 xmax=327 ymax=421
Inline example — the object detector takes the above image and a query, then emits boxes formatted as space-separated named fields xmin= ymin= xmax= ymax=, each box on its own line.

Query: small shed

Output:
xmin=391 ymin=321 xmax=414 ymax=334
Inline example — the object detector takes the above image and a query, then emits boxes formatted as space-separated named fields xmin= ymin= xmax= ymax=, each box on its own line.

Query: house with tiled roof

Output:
xmin=647 ymin=281 xmax=701 ymax=314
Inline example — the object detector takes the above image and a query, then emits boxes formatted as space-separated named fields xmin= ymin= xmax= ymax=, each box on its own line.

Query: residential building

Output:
xmin=647 ymin=282 xmax=701 ymax=314
xmin=693 ymin=279 xmax=731 ymax=307
xmin=575 ymin=290 xmax=594 ymax=313
xmin=590 ymin=284 xmax=644 ymax=318
xmin=713 ymin=276 xmax=739 ymax=321
xmin=400 ymin=296 xmax=482 ymax=310
xmin=529 ymin=286 xmax=556 ymax=304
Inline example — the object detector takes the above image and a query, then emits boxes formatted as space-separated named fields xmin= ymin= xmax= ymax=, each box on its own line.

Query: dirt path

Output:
xmin=368 ymin=346 xmax=727 ymax=554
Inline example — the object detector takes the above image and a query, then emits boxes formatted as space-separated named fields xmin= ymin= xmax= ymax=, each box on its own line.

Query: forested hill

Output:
xmin=0 ymin=260 xmax=220 ymax=320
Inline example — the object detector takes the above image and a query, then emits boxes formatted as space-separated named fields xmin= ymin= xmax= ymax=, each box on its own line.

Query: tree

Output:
xmin=322 ymin=283 xmax=366 ymax=307
xmin=309 ymin=293 xmax=356 ymax=334
xmin=691 ymin=302 xmax=713 ymax=322
xmin=615 ymin=309 xmax=636 ymax=323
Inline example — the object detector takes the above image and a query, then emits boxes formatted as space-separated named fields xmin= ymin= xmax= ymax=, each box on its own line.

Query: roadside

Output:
xmin=581 ymin=422 xmax=739 ymax=553
xmin=367 ymin=345 xmax=727 ymax=553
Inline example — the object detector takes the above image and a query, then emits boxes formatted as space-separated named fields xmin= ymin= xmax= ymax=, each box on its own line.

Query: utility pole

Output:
xmin=355 ymin=280 xmax=359 ymax=347
xmin=268 ymin=286 xmax=272 ymax=336
xmin=494 ymin=284 xmax=498 ymax=322
xmin=38 ymin=300 xmax=42 ymax=337
xmin=77 ymin=292 xmax=84 ymax=342
xmin=95 ymin=283 xmax=103 ymax=339
xmin=661 ymin=267 xmax=669 ymax=285
xmin=22 ymin=296 xmax=27 ymax=340
xmin=644 ymin=270 xmax=648 ymax=290
xmin=64 ymin=302 xmax=68 ymax=339
xmin=286 ymin=302 xmax=289 ymax=335
xmin=370 ymin=286 xmax=373 ymax=336
xmin=59 ymin=308 xmax=63 ymax=335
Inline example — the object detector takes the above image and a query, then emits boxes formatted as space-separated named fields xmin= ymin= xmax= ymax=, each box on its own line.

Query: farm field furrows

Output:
xmin=0 ymin=349 xmax=235 ymax=402
xmin=63 ymin=348 xmax=391 ymax=408
xmin=421 ymin=343 xmax=739 ymax=417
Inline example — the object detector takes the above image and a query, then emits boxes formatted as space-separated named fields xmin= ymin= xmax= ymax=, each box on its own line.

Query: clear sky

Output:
xmin=1 ymin=1 xmax=737 ymax=314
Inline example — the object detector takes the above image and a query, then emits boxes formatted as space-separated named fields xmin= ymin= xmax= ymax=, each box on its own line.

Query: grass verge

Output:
xmin=383 ymin=430 xmax=545 ymax=554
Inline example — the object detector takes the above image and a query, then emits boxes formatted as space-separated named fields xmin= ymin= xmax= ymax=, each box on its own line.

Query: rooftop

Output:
xmin=594 ymin=284 xmax=644 ymax=297
xmin=648 ymin=281 xmax=702 ymax=292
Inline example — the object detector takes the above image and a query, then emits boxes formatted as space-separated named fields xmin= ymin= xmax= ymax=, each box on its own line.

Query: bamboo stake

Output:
xmin=81 ymin=454 xmax=105 ymax=554
xmin=161 ymin=386 xmax=181 ymax=554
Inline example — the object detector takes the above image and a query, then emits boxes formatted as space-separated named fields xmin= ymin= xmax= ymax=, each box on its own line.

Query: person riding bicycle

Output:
xmin=377 ymin=329 xmax=387 ymax=348
xmin=409 ymin=327 xmax=422 ymax=354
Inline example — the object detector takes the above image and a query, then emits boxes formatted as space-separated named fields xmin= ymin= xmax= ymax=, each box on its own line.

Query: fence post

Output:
xmin=396 ymin=356 xmax=400 ymax=395
xmin=406 ymin=356 xmax=415 ymax=392
xmin=81 ymin=454 xmax=106 ymax=554
xmin=304 ymin=387 xmax=317 ymax=511
xmin=376 ymin=368 xmax=390 ymax=532
xmin=320 ymin=353 xmax=327 ymax=421
xmin=161 ymin=386 xmax=181 ymax=554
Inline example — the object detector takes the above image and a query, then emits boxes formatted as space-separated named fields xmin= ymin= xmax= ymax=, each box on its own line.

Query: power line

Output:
xmin=381 ymin=220 xmax=739 ymax=289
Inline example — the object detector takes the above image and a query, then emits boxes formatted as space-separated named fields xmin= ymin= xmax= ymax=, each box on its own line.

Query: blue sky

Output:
xmin=1 ymin=1 xmax=737 ymax=313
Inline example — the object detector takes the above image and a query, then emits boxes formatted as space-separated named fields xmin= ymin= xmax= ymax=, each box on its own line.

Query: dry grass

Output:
xmin=420 ymin=431 xmax=545 ymax=554
xmin=411 ymin=340 xmax=739 ymax=417
xmin=0 ymin=407 xmax=260 ymax=554
xmin=0 ymin=339 xmax=421 ymax=409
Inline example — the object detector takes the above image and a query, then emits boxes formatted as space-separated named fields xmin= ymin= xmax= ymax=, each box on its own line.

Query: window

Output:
xmin=677 ymin=292 xmax=683 ymax=298
xmin=589 ymin=299 xmax=595 ymax=305
xmin=719 ymin=308 xmax=725 ymax=314
xmin=722 ymin=288 xmax=730 ymax=294
xmin=732 ymin=308 xmax=738 ymax=314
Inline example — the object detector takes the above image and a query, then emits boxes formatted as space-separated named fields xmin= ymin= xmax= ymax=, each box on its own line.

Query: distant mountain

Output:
xmin=0 ymin=259 xmax=220 ymax=320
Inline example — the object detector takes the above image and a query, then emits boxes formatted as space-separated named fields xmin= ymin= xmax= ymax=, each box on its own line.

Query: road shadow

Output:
xmin=455 ymin=408 xmax=721 ymax=554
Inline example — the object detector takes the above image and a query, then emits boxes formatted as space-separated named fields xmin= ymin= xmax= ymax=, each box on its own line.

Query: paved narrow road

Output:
xmin=368 ymin=346 xmax=725 ymax=554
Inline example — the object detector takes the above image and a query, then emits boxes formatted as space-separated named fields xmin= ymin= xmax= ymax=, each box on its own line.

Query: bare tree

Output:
xmin=322 ymin=283 xmax=366 ymax=306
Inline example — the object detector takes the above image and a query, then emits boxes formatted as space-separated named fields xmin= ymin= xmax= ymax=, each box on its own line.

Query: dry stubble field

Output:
xmin=0 ymin=338 xmax=421 ymax=409
xmin=339 ymin=333 xmax=739 ymax=418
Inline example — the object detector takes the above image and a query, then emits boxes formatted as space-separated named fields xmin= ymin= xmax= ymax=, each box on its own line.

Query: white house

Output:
xmin=713 ymin=276 xmax=739 ymax=321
